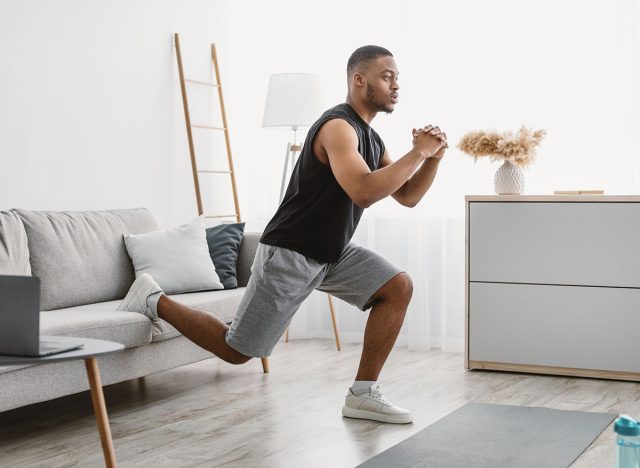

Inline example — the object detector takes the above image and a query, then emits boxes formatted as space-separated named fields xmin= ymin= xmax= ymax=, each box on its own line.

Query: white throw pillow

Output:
xmin=123 ymin=217 xmax=223 ymax=294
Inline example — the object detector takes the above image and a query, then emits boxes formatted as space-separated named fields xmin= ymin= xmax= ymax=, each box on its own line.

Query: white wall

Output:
xmin=0 ymin=0 xmax=234 ymax=228
xmin=2 ymin=0 xmax=637 ymax=223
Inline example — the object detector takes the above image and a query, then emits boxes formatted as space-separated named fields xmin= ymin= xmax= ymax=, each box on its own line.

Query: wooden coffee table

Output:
xmin=0 ymin=336 xmax=124 ymax=467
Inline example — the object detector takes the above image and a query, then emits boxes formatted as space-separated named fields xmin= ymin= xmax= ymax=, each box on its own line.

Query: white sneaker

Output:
xmin=342 ymin=384 xmax=412 ymax=424
xmin=116 ymin=273 xmax=163 ymax=321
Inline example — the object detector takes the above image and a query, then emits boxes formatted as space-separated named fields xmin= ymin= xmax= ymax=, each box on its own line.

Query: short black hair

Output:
xmin=347 ymin=45 xmax=393 ymax=75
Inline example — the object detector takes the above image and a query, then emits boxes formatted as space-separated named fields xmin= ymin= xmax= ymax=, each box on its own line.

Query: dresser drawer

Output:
xmin=469 ymin=202 xmax=640 ymax=288
xmin=468 ymin=282 xmax=640 ymax=372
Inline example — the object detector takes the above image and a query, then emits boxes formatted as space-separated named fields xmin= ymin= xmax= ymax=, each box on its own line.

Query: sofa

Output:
xmin=0 ymin=207 xmax=261 ymax=413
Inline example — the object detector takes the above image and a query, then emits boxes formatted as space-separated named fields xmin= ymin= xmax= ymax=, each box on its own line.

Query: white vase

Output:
xmin=494 ymin=160 xmax=524 ymax=195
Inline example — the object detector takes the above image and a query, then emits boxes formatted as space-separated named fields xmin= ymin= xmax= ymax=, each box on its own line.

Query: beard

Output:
xmin=366 ymin=83 xmax=394 ymax=114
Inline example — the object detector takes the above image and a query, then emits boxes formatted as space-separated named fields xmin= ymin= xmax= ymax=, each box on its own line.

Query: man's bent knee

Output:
xmin=228 ymin=354 xmax=252 ymax=365
xmin=372 ymin=272 xmax=413 ymax=304
xmin=395 ymin=272 xmax=413 ymax=300
xmin=223 ymin=335 xmax=253 ymax=365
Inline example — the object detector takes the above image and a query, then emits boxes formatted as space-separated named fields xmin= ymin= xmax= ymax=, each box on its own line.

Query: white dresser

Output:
xmin=465 ymin=195 xmax=640 ymax=381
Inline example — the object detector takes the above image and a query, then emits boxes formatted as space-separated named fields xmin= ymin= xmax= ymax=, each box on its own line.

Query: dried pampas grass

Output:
xmin=457 ymin=127 xmax=546 ymax=167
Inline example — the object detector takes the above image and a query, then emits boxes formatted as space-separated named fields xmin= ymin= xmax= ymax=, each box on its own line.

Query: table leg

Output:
xmin=85 ymin=357 xmax=117 ymax=468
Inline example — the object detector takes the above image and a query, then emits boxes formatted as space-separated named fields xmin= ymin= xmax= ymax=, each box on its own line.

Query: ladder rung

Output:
xmin=185 ymin=79 xmax=220 ymax=88
xmin=191 ymin=124 xmax=226 ymax=131
xmin=205 ymin=214 xmax=237 ymax=218
xmin=198 ymin=170 xmax=233 ymax=174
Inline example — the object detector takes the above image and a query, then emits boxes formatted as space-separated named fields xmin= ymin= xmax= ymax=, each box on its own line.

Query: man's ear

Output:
xmin=352 ymin=72 xmax=366 ymax=88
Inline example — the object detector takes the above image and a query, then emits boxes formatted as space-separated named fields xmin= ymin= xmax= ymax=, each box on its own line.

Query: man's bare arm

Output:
xmin=383 ymin=153 xmax=442 ymax=207
xmin=319 ymin=119 xmax=443 ymax=208
xmin=383 ymin=125 xmax=447 ymax=207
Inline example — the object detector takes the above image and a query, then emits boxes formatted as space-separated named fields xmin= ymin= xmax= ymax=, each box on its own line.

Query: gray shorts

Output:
xmin=225 ymin=242 xmax=403 ymax=358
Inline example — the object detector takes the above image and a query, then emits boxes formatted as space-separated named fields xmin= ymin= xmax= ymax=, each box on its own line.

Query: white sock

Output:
xmin=146 ymin=291 xmax=163 ymax=317
xmin=351 ymin=380 xmax=376 ymax=396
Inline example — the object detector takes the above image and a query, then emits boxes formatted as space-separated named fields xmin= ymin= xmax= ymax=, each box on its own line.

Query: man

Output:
xmin=118 ymin=45 xmax=447 ymax=424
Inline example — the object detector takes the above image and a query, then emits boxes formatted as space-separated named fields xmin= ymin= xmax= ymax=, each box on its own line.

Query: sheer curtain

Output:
xmin=286 ymin=213 xmax=466 ymax=352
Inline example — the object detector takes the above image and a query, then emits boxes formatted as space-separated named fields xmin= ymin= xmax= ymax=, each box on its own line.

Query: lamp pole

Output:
xmin=279 ymin=125 xmax=303 ymax=204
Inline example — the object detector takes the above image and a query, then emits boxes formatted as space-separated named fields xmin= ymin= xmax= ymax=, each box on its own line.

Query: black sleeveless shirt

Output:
xmin=260 ymin=103 xmax=385 ymax=263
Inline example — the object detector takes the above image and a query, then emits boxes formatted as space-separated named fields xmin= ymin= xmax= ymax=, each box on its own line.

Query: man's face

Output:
xmin=364 ymin=56 xmax=400 ymax=114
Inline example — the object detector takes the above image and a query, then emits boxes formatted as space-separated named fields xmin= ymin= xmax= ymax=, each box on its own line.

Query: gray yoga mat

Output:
xmin=357 ymin=403 xmax=616 ymax=468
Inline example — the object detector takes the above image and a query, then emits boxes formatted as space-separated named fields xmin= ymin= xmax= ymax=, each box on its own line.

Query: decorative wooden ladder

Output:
xmin=174 ymin=33 xmax=270 ymax=373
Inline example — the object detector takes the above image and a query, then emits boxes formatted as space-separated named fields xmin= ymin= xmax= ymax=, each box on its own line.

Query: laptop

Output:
xmin=0 ymin=275 xmax=83 ymax=357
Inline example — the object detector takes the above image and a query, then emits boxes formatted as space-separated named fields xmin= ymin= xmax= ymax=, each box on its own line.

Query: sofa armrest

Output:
xmin=236 ymin=232 xmax=262 ymax=287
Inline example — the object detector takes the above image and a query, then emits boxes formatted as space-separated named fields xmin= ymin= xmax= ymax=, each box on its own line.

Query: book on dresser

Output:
xmin=465 ymin=194 xmax=640 ymax=382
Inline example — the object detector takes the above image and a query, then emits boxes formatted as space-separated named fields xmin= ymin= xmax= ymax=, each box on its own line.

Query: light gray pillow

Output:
xmin=123 ymin=217 xmax=223 ymax=294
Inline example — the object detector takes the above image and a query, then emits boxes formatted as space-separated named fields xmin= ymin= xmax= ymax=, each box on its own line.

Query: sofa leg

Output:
xmin=261 ymin=357 xmax=269 ymax=373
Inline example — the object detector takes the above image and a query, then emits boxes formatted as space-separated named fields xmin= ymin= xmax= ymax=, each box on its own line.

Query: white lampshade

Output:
xmin=262 ymin=73 xmax=322 ymax=129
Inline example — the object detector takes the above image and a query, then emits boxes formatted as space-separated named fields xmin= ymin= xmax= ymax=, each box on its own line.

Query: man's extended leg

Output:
xmin=355 ymin=272 xmax=413 ymax=381
xmin=156 ymin=295 xmax=251 ymax=365
xmin=116 ymin=273 xmax=252 ymax=365
xmin=117 ymin=243 xmax=320 ymax=367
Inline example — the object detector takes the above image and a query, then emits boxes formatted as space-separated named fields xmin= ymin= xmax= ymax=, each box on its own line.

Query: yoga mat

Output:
xmin=357 ymin=403 xmax=616 ymax=468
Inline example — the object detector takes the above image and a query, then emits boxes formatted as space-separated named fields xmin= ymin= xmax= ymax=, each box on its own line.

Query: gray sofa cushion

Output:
xmin=0 ymin=210 xmax=31 ymax=275
xmin=40 ymin=310 xmax=151 ymax=348
xmin=0 ymin=307 xmax=151 ymax=377
xmin=16 ymin=208 xmax=158 ymax=310
xmin=36 ymin=288 xmax=247 ymax=345
xmin=0 ymin=308 xmax=153 ymax=375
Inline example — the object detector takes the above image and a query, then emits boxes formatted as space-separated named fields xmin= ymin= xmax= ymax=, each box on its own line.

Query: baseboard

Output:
xmin=468 ymin=360 xmax=640 ymax=382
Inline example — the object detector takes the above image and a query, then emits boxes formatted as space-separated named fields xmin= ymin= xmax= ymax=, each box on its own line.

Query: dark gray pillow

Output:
xmin=205 ymin=223 xmax=245 ymax=289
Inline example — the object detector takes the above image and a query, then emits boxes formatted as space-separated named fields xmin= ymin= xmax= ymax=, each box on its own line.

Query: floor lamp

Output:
xmin=262 ymin=73 xmax=342 ymax=351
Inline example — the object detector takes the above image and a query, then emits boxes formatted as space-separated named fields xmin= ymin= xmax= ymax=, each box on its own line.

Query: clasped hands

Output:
xmin=412 ymin=124 xmax=448 ymax=160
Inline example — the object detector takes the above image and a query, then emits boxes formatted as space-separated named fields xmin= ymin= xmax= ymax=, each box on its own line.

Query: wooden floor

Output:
xmin=0 ymin=339 xmax=638 ymax=467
